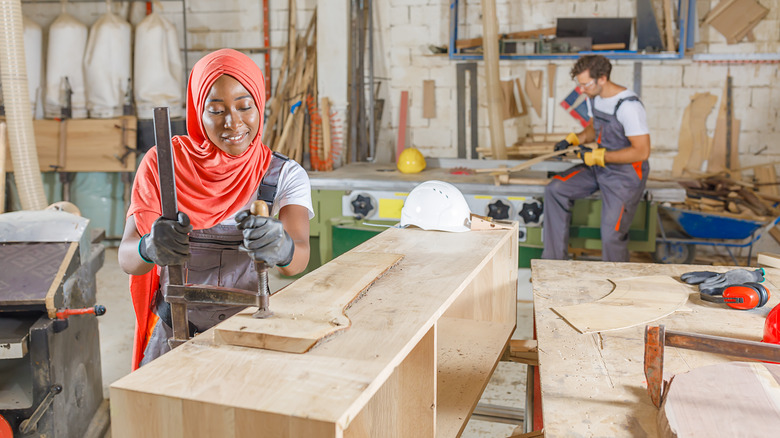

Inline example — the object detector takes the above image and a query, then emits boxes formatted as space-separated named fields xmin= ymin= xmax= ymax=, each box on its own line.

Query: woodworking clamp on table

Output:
xmin=153 ymin=108 xmax=274 ymax=349
xmin=643 ymin=324 xmax=780 ymax=407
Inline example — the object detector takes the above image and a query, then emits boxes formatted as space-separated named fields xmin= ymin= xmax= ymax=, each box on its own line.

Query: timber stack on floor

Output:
xmin=676 ymin=173 xmax=780 ymax=219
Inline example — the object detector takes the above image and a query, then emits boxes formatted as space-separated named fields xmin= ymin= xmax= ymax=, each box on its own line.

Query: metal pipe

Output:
xmin=367 ymin=0 xmax=375 ymax=162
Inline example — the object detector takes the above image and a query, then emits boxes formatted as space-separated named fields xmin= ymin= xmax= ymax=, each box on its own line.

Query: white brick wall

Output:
xmin=21 ymin=0 xmax=779 ymax=171
xmin=371 ymin=0 xmax=780 ymax=170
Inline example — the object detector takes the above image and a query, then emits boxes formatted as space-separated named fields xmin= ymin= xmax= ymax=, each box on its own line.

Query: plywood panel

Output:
xmin=551 ymin=276 xmax=691 ymax=334
xmin=345 ymin=326 xmax=435 ymax=438
xmin=3 ymin=119 xmax=58 ymax=172
xmin=525 ymin=70 xmax=543 ymax=118
xmin=65 ymin=117 xmax=136 ymax=172
xmin=658 ymin=362 xmax=780 ymax=437
xmin=215 ymin=252 xmax=403 ymax=352
xmin=533 ymin=260 xmax=780 ymax=437
xmin=3 ymin=117 xmax=136 ymax=173
xmin=437 ymin=318 xmax=513 ymax=438
xmin=111 ymin=227 xmax=518 ymax=437
xmin=423 ymin=80 xmax=436 ymax=119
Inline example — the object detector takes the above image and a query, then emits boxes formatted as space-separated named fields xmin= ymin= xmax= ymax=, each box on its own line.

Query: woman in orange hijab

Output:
xmin=118 ymin=49 xmax=313 ymax=369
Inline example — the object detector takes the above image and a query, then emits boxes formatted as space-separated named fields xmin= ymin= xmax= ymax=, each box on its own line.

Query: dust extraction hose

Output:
xmin=0 ymin=0 xmax=46 ymax=210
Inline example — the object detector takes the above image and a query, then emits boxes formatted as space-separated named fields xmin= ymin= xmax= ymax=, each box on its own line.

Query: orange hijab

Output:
xmin=127 ymin=49 xmax=272 ymax=369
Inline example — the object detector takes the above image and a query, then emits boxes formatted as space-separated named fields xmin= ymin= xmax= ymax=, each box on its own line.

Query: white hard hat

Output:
xmin=400 ymin=180 xmax=471 ymax=232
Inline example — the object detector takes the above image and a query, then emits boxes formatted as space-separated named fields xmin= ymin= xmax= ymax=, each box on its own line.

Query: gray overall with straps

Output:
xmin=141 ymin=152 xmax=290 ymax=365
xmin=542 ymin=96 xmax=650 ymax=262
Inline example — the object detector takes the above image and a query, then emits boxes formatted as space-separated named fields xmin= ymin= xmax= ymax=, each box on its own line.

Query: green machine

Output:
xmin=306 ymin=160 xmax=684 ymax=270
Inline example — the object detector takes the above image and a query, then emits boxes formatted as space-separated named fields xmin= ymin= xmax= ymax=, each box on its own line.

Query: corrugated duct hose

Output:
xmin=0 ymin=0 xmax=47 ymax=210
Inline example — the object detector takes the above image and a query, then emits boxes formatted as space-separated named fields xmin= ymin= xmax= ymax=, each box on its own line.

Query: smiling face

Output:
xmin=201 ymin=75 xmax=260 ymax=156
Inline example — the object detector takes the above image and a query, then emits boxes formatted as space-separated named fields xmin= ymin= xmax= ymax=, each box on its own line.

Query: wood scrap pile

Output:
xmin=262 ymin=7 xmax=337 ymax=171
xmin=676 ymin=173 xmax=779 ymax=220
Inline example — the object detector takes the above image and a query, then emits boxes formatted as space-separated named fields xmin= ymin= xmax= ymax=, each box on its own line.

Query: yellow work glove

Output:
xmin=581 ymin=147 xmax=606 ymax=167
xmin=565 ymin=132 xmax=580 ymax=146
xmin=553 ymin=132 xmax=581 ymax=151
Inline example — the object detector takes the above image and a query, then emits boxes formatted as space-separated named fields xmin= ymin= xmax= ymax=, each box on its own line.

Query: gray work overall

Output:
xmin=141 ymin=152 xmax=288 ymax=366
xmin=542 ymin=96 xmax=649 ymax=262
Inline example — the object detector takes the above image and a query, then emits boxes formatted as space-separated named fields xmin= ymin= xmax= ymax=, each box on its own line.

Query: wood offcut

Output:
xmin=658 ymin=362 xmax=780 ymax=437
xmin=551 ymin=276 xmax=691 ymax=334
xmin=215 ymin=252 xmax=403 ymax=353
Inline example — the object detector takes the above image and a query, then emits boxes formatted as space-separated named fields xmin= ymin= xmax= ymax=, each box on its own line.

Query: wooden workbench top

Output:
xmin=110 ymin=226 xmax=518 ymax=437
xmin=308 ymin=161 xmax=685 ymax=202
xmin=531 ymin=260 xmax=779 ymax=437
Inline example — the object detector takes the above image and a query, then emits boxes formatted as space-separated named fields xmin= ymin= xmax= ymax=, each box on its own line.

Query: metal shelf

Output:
xmin=447 ymin=0 xmax=690 ymax=61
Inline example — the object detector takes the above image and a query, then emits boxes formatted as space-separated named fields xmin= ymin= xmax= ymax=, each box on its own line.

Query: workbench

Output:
xmin=110 ymin=225 xmax=518 ymax=437
xmin=530 ymin=259 xmax=780 ymax=436
xmin=306 ymin=160 xmax=685 ymax=269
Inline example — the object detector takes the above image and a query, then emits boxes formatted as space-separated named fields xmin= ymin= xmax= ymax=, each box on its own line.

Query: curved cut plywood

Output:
xmin=552 ymin=276 xmax=691 ymax=334
xmin=215 ymin=252 xmax=404 ymax=353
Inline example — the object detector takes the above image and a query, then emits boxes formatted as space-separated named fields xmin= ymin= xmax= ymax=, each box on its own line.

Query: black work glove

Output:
xmin=235 ymin=210 xmax=295 ymax=267
xmin=139 ymin=212 xmax=192 ymax=266
xmin=554 ymin=132 xmax=581 ymax=151
xmin=553 ymin=139 xmax=570 ymax=152
xmin=681 ymin=268 xmax=764 ymax=290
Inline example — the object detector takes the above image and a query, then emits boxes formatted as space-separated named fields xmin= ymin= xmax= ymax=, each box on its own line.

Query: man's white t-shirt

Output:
xmin=586 ymin=89 xmax=649 ymax=137
xmin=224 ymin=159 xmax=314 ymax=223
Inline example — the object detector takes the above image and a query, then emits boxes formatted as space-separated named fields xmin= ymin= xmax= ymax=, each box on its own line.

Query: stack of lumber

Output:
xmin=262 ymin=7 xmax=333 ymax=170
xmin=674 ymin=174 xmax=779 ymax=221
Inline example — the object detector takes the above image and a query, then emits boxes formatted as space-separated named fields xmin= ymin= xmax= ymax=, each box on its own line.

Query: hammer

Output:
xmin=250 ymin=200 xmax=273 ymax=319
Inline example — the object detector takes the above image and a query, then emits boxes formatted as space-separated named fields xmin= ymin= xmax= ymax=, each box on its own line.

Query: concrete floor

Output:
xmin=95 ymin=247 xmax=534 ymax=437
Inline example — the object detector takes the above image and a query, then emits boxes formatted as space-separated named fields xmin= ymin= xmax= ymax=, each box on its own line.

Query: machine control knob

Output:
xmin=487 ymin=200 xmax=511 ymax=220
xmin=351 ymin=194 xmax=375 ymax=219
xmin=519 ymin=200 xmax=543 ymax=225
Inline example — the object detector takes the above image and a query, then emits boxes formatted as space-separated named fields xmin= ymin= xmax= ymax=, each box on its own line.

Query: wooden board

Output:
xmin=546 ymin=64 xmax=557 ymax=133
xmin=755 ymin=164 xmax=779 ymax=197
xmin=532 ymin=260 xmax=780 ymax=437
xmin=707 ymin=81 xmax=741 ymax=175
xmin=663 ymin=0 xmax=675 ymax=50
xmin=397 ymin=90 xmax=409 ymax=160
xmin=501 ymin=80 xmax=521 ymax=120
xmin=705 ymin=0 xmax=769 ymax=44
xmin=672 ymin=93 xmax=717 ymax=176
xmin=111 ymin=226 xmax=518 ymax=438
xmin=422 ymin=80 xmax=435 ymax=119
xmin=475 ymin=147 xmax=574 ymax=174
xmin=758 ymin=252 xmax=780 ymax=269
xmin=658 ymin=362 xmax=780 ymax=437
xmin=214 ymin=252 xmax=404 ymax=353
xmin=684 ymin=93 xmax=717 ymax=173
xmin=525 ymin=70 xmax=543 ymax=118
xmin=3 ymin=117 xmax=136 ymax=173
xmin=482 ymin=0 xmax=507 ymax=160
xmin=551 ymin=276 xmax=691 ymax=334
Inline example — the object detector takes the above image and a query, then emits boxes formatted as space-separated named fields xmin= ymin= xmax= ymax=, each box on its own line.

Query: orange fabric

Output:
xmin=127 ymin=49 xmax=272 ymax=370
xmin=129 ymin=267 xmax=159 ymax=369
xmin=553 ymin=169 xmax=582 ymax=182
xmin=614 ymin=204 xmax=625 ymax=232
xmin=632 ymin=161 xmax=643 ymax=180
